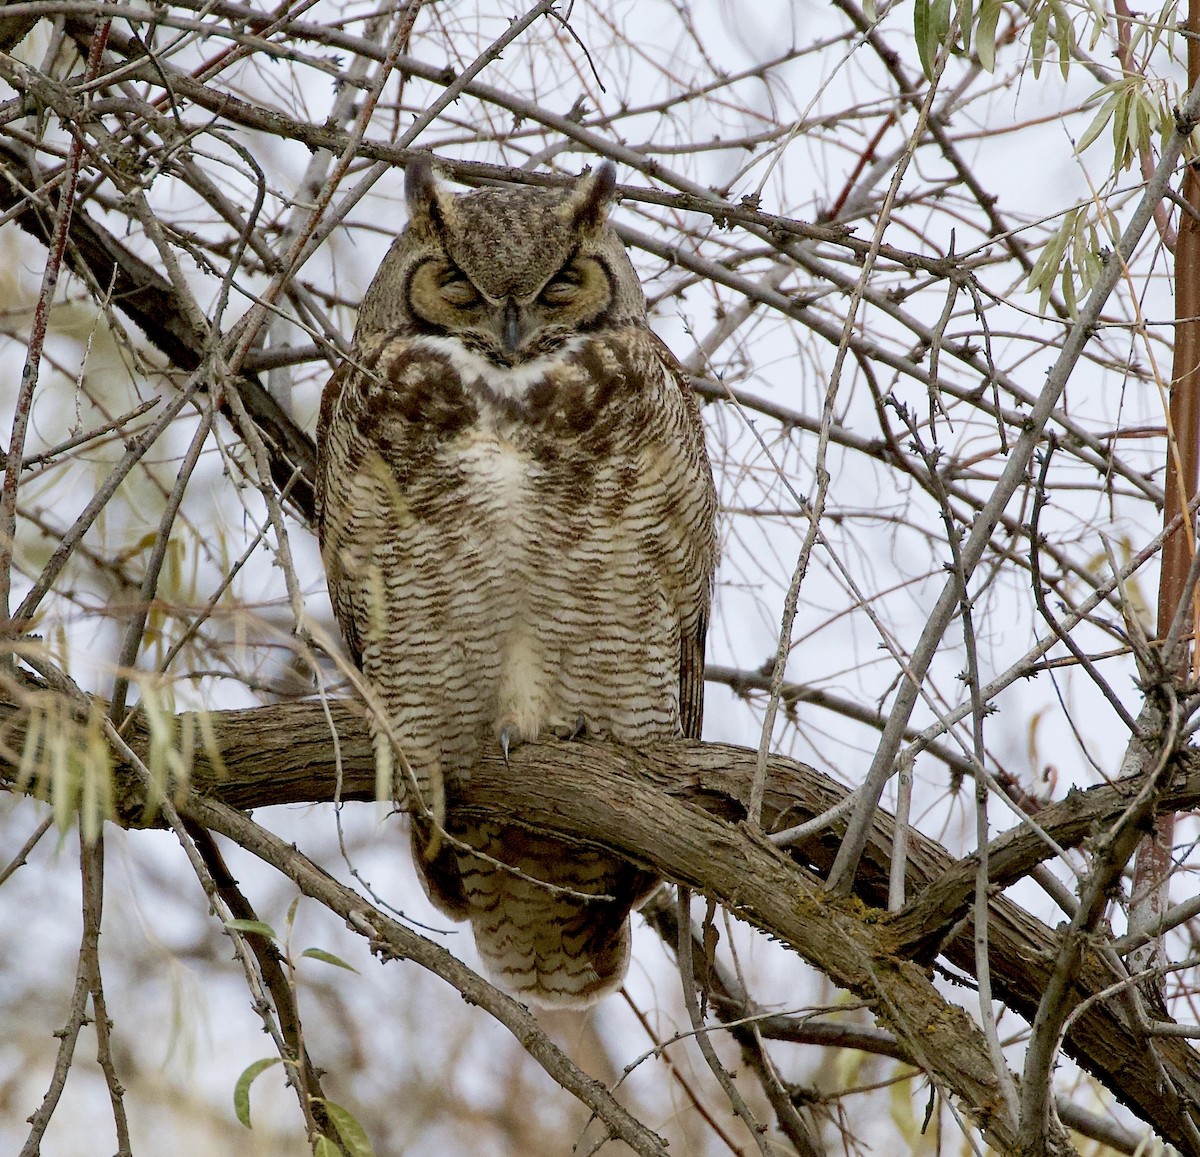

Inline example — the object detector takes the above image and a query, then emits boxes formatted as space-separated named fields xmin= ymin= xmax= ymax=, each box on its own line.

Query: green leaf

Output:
xmin=912 ymin=0 xmax=950 ymax=81
xmin=1048 ymin=0 xmax=1073 ymax=79
xmin=1131 ymin=89 xmax=1157 ymax=166
xmin=932 ymin=0 xmax=953 ymax=45
xmin=975 ymin=0 xmax=1004 ymax=71
xmin=914 ymin=0 xmax=952 ymax=80
xmin=234 ymin=1057 xmax=282 ymax=1128
xmin=1083 ymin=0 xmax=1107 ymax=47
xmin=1075 ymin=90 xmax=1119 ymax=154
xmin=1111 ymin=87 xmax=1131 ymax=170
xmin=915 ymin=0 xmax=935 ymax=81
xmin=1060 ymin=259 xmax=1077 ymax=316
xmin=959 ymin=0 xmax=975 ymax=54
xmin=224 ymin=919 xmax=277 ymax=940
xmin=314 ymin=1138 xmax=340 ymax=1157
xmin=1026 ymin=220 xmax=1067 ymax=302
xmin=317 ymin=1100 xmax=377 ymax=1157
xmin=301 ymin=947 xmax=360 ymax=973
xmin=1030 ymin=4 xmax=1050 ymax=78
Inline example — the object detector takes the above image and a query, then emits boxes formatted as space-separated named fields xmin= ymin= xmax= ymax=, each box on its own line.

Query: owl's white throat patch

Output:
xmin=416 ymin=335 xmax=582 ymax=403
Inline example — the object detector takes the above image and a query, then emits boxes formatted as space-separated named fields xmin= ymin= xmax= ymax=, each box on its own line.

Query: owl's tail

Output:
xmin=414 ymin=821 xmax=658 ymax=1007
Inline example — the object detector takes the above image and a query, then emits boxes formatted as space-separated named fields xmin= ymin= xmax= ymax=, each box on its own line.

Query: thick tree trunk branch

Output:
xmin=3 ymin=692 xmax=1200 ymax=1151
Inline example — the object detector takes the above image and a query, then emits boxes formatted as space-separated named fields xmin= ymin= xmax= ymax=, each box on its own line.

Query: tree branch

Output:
xmin=0 ymin=138 xmax=317 ymax=521
xmin=4 ymin=692 xmax=1200 ymax=1151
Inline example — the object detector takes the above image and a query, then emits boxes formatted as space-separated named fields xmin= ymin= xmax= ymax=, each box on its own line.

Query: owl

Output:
xmin=316 ymin=156 xmax=717 ymax=1007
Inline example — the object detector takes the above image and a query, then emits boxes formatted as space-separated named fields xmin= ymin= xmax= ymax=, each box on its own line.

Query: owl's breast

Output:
xmin=448 ymin=427 xmax=537 ymax=525
xmin=320 ymin=324 xmax=712 ymax=757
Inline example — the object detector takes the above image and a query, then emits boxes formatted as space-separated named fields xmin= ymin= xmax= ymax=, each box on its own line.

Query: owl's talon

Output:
xmin=559 ymin=714 xmax=590 ymax=741
xmin=499 ymin=723 xmax=519 ymax=765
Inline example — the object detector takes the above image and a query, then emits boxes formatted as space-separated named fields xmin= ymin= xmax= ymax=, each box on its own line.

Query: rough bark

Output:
xmin=3 ymin=692 xmax=1199 ymax=1152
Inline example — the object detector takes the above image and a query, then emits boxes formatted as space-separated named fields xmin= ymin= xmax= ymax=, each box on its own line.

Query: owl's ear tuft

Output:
xmin=564 ymin=162 xmax=618 ymax=233
xmin=405 ymin=154 xmax=450 ymax=237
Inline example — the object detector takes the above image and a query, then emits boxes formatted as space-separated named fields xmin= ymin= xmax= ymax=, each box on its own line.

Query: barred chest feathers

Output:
xmin=315 ymin=157 xmax=717 ymax=1008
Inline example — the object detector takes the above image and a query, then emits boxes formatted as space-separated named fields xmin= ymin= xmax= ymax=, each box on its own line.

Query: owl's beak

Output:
xmin=501 ymin=300 xmax=522 ymax=355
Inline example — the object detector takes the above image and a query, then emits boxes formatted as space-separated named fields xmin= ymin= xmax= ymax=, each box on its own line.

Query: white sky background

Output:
xmin=0 ymin=0 xmax=1189 ymax=1152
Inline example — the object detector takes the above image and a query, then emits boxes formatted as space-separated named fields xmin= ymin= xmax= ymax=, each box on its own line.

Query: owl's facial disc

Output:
xmin=407 ymin=253 xmax=614 ymax=365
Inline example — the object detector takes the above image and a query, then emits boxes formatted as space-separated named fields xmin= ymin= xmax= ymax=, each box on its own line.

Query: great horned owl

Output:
xmin=316 ymin=157 xmax=717 ymax=1007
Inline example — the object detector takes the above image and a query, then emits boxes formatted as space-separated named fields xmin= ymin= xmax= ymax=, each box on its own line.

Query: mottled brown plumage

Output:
xmin=316 ymin=158 xmax=717 ymax=1006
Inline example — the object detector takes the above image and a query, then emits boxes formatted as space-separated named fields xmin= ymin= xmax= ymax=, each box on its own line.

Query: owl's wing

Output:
xmin=651 ymin=336 xmax=718 ymax=745
xmin=314 ymin=355 xmax=351 ymax=519
xmin=314 ymin=357 xmax=380 ymax=672
xmin=680 ymin=606 xmax=708 ymax=741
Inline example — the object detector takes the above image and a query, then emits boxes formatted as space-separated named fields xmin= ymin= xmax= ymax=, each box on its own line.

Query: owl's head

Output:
xmin=357 ymin=158 xmax=646 ymax=365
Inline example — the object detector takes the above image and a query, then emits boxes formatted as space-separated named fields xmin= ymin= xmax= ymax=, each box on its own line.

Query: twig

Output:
xmin=748 ymin=29 xmax=953 ymax=826
xmin=0 ymin=812 xmax=52 ymax=886
xmin=1015 ymin=691 xmax=1181 ymax=1154
xmin=827 ymin=72 xmax=1200 ymax=893
xmin=642 ymin=893 xmax=825 ymax=1157
xmin=619 ymin=988 xmax=750 ymax=1157
xmin=888 ymin=754 xmax=912 ymax=911
xmin=10 ymin=375 xmax=205 ymax=629
xmin=675 ymin=887 xmax=772 ymax=1155
xmin=893 ymin=400 xmax=1020 ymax=1126
xmin=183 ymin=821 xmax=346 ymax=1152
xmin=108 ymin=400 xmax=216 ymax=723
xmin=0 ymin=20 xmax=110 ymax=631
xmin=220 ymin=379 xmax=308 ymax=629
xmin=18 ymin=840 xmax=95 ymax=1157
xmin=80 ymin=836 xmax=132 ymax=1156
xmin=186 ymin=793 xmax=673 ymax=1157
xmin=22 ymin=395 xmax=162 ymax=467
xmin=1029 ymin=441 xmax=1141 ymax=733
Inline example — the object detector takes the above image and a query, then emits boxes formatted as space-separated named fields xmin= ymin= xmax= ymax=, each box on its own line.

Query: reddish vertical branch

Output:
xmin=1160 ymin=2 xmax=1200 ymax=648
xmin=0 ymin=21 xmax=110 ymax=630
xmin=1162 ymin=176 xmax=1200 ymax=640
xmin=1131 ymin=0 xmax=1200 ymax=978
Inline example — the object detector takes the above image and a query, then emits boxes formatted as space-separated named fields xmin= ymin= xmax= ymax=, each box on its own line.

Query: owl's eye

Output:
xmin=539 ymin=267 xmax=584 ymax=307
xmin=439 ymin=268 xmax=481 ymax=308
xmin=407 ymin=259 xmax=484 ymax=330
